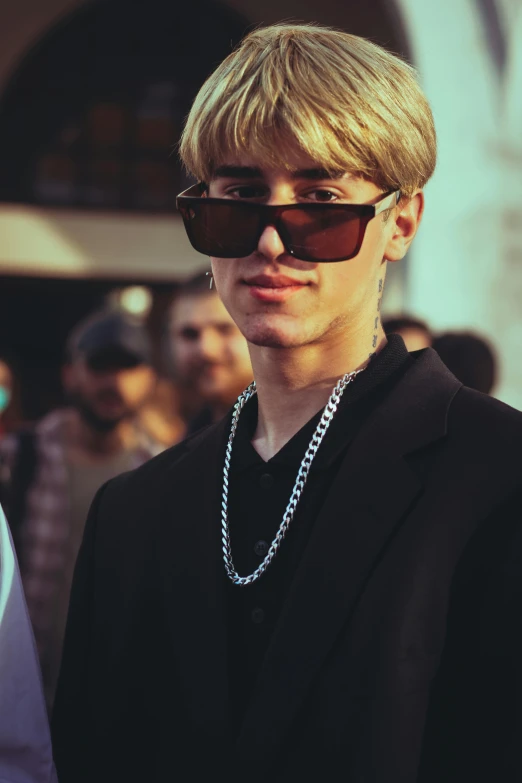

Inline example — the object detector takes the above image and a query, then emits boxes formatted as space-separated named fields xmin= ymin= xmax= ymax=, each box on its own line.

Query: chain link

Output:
xmin=222 ymin=368 xmax=365 ymax=586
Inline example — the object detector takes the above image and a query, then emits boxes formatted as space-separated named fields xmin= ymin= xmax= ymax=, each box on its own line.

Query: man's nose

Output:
xmin=197 ymin=329 xmax=223 ymax=360
xmin=256 ymin=224 xmax=288 ymax=261
xmin=105 ymin=373 xmax=123 ymax=392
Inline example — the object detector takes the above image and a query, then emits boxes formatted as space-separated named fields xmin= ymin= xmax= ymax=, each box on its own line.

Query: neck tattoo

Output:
xmin=222 ymin=365 xmax=368 ymax=586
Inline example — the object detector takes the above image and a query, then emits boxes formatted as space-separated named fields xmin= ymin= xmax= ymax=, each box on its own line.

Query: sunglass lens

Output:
xmin=281 ymin=207 xmax=362 ymax=262
xmin=182 ymin=202 xmax=260 ymax=258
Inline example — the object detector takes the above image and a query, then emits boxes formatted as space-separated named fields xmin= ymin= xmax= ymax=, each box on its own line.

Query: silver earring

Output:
xmin=206 ymin=271 xmax=213 ymax=290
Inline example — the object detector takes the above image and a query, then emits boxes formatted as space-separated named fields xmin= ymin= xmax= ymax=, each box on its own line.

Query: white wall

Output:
xmin=495 ymin=2 xmax=522 ymax=407
xmin=397 ymin=0 xmax=522 ymax=407
xmin=396 ymin=0 xmax=500 ymax=331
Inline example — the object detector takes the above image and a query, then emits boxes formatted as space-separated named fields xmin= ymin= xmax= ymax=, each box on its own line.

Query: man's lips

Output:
xmin=243 ymin=274 xmax=309 ymax=302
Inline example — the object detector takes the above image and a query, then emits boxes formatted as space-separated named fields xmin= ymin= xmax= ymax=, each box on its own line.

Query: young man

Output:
xmin=0 ymin=309 xmax=161 ymax=711
xmin=168 ymin=271 xmax=253 ymax=432
xmin=52 ymin=25 xmax=522 ymax=782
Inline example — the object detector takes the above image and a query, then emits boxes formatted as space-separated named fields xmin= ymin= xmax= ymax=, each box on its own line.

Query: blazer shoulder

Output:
xmin=99 ymin=420 xmax=221 ymax=506
xmin=449 ymin=385 xmax=522 ymax=450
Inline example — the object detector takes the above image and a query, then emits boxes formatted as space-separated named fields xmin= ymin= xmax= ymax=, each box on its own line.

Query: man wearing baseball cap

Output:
xmin=0 ymin=308 xmax=161 ymax=712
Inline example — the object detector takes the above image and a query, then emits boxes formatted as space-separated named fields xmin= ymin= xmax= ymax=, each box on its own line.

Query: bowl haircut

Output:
xmin=179 ymin=23 xmax=437 ymax=198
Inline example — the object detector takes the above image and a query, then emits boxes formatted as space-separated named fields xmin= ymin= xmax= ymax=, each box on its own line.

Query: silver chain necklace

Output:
xmin=222 ymin=367 xmax=366 ymax=586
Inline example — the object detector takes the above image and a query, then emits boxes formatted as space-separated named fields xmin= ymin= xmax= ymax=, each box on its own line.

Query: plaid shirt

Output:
xmin=0 ymin=408 xmax=162 ymax=709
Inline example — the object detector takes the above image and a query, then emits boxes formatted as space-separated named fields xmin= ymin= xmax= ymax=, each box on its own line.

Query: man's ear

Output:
xmin=384 ymin=191 xmax=424 ymax=263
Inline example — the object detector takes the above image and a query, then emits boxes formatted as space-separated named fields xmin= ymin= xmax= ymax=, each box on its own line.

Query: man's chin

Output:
xmin=238 ymin=312 xmax=311 ymax=349
xmin=77 ymin=404 xmax=125 ymax=433
xmin=197 ymin=380 xmax=231 ymax=403
xmin=241 ymin=324 xmax=307 ymax=350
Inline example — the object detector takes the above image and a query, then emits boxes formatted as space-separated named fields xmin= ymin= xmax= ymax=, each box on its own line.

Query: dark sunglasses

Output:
xmin=176 ymin=183 xmax=401 ymax=263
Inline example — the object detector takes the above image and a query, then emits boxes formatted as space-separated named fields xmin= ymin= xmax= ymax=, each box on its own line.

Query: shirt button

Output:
xmin=251 ymin=607 xmax=265 ymax=624
xmin=254 ymin=540 xmax=269 ymax=558
xmin=259 ymin=473 xmax=275 ymax=489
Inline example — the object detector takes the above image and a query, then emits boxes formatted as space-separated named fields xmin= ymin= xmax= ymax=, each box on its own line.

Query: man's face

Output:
xmin=0 ymin=360 xmax=12 ymax=415
xmin=0 ymin=360 xmax=12 ymax=390
xmin=63 ymin=355 xmax=156 ymax=431
xmin=207 ymin=153 xmax=415 ymax=351
xmin=169 ymin=292 xmax=252 ymax=405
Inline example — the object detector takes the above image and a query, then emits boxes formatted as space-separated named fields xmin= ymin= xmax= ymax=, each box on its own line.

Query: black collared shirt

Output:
xmin=225 ymin=335 xmax=411 ymax=731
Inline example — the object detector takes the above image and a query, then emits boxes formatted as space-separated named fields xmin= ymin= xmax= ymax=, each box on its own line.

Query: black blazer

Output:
xmin=52 ymin=349 xmax=522 ymax=782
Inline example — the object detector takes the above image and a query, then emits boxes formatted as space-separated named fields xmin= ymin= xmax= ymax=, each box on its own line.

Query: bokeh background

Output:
xmin=0 ymin=0 xmax=521 ymax=417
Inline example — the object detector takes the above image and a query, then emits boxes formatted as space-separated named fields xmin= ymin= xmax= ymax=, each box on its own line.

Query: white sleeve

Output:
xmin=0 ymin=505 xmax=57 ymax=783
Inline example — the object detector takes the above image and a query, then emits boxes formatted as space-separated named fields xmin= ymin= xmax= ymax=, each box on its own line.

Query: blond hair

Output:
xmin=179 ymin=24 xmax=436 ymax=198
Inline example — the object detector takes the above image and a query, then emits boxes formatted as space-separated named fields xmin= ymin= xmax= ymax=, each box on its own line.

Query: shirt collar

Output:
xmin=230 ymin=335 xmax=412 ymax=473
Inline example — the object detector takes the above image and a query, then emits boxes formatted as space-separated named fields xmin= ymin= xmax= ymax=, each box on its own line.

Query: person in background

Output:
xmin=138 ymin=376 xmax=185 ymax=448
xmin=433 ymin=331 xmax=497 ymax=394
xmin=168 ymin=271 xmax=253 ymax=433
xmin=0 ymin=357 xmax=24 ymax=436
xmin=0 ymin=503 xmax=57 ymax=782
xmin=0 ymin=360 xmax=13 ymax=436
xmin=0 ymin=309 xmax=161 ymax=712
xmin=383 ymin=314 xmax=433 ymax=351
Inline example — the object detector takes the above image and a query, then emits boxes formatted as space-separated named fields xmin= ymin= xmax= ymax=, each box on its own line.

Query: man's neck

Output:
xmin=65 ymin=410 xmax=136 ymax=464
xmin=249 ymin=329 xmax=386 ymax=462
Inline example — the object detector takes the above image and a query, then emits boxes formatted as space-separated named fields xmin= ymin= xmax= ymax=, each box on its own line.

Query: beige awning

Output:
xmin=0 ymin=203 xmax=207 ymax=280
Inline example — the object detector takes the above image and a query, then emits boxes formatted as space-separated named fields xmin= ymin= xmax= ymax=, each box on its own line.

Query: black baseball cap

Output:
xmin=67 ymin=310 xmax=153 ymax=370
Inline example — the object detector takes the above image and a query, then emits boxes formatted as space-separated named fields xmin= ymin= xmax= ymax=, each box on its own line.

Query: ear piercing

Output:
xmin=206 ymin=271 xmax=214 ymax=290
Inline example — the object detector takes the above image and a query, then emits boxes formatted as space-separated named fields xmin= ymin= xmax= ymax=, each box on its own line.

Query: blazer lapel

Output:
xmin=236 ymin=350 xmax=462 ymax=760
xmin=158 ymin=418 xmax=230 ymax=741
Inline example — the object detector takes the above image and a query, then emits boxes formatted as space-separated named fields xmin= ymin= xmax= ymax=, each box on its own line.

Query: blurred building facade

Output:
xmin=0 ymin=0 xmax=521 ymax=409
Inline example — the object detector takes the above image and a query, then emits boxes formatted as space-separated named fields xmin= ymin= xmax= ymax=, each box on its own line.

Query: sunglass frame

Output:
xmin=176 ymin=184 xmax=401 ymax=263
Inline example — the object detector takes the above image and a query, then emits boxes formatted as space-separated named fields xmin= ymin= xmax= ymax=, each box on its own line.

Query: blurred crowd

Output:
xmin=382 ymin=315 xmax=497 ymax=395
xmin=0 ymin=276 xmax=499 ymax=714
